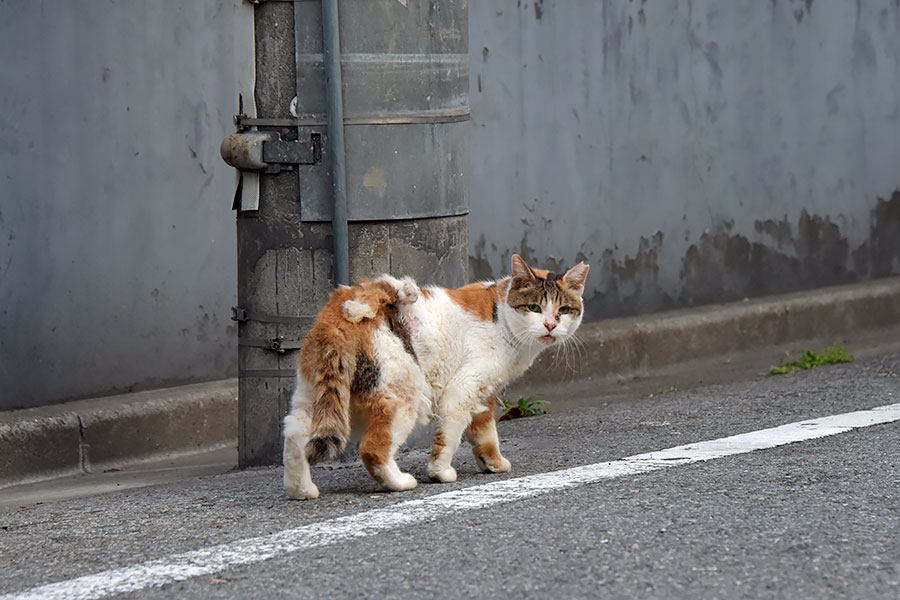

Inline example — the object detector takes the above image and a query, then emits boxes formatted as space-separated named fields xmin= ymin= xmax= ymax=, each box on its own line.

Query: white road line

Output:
xmin=5 ymin=402 xmax=900 ymax=600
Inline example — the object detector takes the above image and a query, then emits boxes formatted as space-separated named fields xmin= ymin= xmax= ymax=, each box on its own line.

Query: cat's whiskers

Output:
xmin=569 ymin=331 xmax=587 ymax=361
xmin=554 ymin=336 xmax=577 ymax=374
xmin=550 ymin=336 xmax=566 ymax=366
xmin=499 ymin=317 xmax=534 ymax=354
xmin=547 ymin=332 xmax=583 ymax=379
xmin=560 ymin=332 xmax=588 ymax=382
xmin=516 ymin=329 xmax=538 ymax=356
xmin=565 ymin=336 xmax=581 ymax=373
xmin=503 ymin=328 xmax=532 ymax=357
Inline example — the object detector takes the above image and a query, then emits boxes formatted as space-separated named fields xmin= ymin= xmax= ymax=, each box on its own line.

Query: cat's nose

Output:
xmin=544 ymin=321 xmax=557 ymax=332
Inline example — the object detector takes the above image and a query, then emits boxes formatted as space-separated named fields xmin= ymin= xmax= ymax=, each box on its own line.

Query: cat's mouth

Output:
xmin=538 ymin=334 xmax=556 ymax=344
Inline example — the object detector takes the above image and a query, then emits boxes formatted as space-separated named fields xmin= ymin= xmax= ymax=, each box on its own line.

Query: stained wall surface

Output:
xmin=468 ymin=0 xmax=900 ymax=318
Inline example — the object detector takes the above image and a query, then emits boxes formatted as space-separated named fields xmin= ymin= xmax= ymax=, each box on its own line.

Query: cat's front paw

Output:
xmin=285 ymin=479 xmax=320 ymax=500
xmin=426 ymin=463 xmax=457 ymax=483
xmin=475 ymin=453 xmax=511 ymax=474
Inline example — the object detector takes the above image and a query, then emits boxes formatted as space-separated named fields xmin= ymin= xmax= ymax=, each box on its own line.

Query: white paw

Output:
xmin=493 ymin=456 xmax=512 ymax=473
xmin=396 ymin=278 xmax=419 ymax=305
xmin=475 ymin=454 xmax=511 ymax=474
xmin=285 ymin=480 xmax=320 ymax=500
xmin=383 ymin=472 xmax=418 ymax=492
xmin=427 ymin=463 xmax=457 ymax=483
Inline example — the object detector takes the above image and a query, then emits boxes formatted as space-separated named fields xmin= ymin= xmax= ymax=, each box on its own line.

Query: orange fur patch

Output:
xmin=358 ymin=395 xmax=396 ymax=476
xmin=472 ymin=443 xmax=503 ymax=466
xmin=299 ymin=286 xmax=377 ymax=379
xmin=430 ymin=431 xmax=447 ymax=462
xmin=300 ymin=278 xmax=414 ymax=379
xmin=446 ymin=282 xmax=501 ymax=321
xmin=468 ymin=406 xmax=497 ymax=430
xmin=466 ymin=409 xmax=503 ymax=466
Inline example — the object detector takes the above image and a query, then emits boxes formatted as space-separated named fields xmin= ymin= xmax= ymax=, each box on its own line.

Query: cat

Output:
xmin=282 ymin=254 xmax=589 ymax=499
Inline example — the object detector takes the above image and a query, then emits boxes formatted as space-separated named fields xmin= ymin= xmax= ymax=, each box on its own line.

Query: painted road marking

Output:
xmin=5 ymin=402 xmax=900 ymax=600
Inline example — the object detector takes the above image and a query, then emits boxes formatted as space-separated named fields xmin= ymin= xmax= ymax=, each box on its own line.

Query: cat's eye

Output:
xmin=558 ymin=306 xmax=573 ymax=314
xmin=526 ymin=304 xmax=542 ymax=313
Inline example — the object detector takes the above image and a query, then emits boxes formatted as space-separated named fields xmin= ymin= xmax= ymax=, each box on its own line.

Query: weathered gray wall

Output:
xmin=5 ymin=0 xmax=900 ymax=411
xmin=0 ymin=2 xmax=239 ymax=409
xmin=468 ymin=0 xmax=900 ymax=318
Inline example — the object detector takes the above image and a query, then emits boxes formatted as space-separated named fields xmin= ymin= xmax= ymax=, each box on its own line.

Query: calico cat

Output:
xmin=283 ymin=254 xmax=589 ymax=499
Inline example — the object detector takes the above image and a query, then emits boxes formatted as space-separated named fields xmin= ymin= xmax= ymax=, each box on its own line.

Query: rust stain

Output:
xmin=361 ymin=167 xmax=388 ymax=198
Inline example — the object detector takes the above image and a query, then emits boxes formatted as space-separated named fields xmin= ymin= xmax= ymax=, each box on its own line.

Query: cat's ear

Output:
xmin=563 ymin=262 xmax=590 ymax=294
xmin=510 ymin=254 xmax=537 ymax=280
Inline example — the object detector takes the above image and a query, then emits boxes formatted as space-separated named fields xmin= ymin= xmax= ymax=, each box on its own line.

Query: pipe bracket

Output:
xmin=221 ymin=130 xmax=321 ymax=174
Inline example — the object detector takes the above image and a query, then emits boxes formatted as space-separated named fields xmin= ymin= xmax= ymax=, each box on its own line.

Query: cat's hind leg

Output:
xmin=283 ymin=412 xmax=319 ymax=500
xmin=465 ymin=406 xmax=511 ymax=474
xmin=359 ymin=394 xmax=418 ymax=492
xmin=283 ymin=379 xmax=319 ymax=500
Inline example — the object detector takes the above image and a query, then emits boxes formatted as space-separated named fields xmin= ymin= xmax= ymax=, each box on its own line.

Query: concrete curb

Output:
xmin=2 ymin=276 xmax=899 ymax=488
xmin=0 ymin=380 xmax=237 ymax=489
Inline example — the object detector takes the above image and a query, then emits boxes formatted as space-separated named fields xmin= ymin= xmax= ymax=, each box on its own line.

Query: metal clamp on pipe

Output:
xmin=220 ymin=131 xmax=321 ymax=174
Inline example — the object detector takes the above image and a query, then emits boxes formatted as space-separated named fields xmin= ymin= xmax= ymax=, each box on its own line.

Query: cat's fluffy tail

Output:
xmin=305 ymin=345 xmax=351 ymax=464
xmin=303 ymin=275 xmax=419 ymax=464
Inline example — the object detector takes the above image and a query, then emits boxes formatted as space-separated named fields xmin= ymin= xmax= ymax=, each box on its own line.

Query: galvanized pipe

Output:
xmin=321 ymin=0 xmax=350 ymax=285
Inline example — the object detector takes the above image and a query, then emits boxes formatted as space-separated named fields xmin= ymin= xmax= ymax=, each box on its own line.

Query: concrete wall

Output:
xmin=0 ymin=2 xmax=239 ymax=409
xmin=468 ymin=0 xmax=900 ymax=318
xmin=4 ymin=0 xmax=900 ymax=411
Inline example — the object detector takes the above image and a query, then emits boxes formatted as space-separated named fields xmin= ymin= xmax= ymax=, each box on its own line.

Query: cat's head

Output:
xmin=502 ymin=254 xmax=589 ymax=347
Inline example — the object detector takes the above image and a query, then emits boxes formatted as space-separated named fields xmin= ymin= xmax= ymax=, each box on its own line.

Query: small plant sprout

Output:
xmin=498 ymin=395 xmax=549 ymax=421
xmin=769 ymin=345 xmax=854 ymax=375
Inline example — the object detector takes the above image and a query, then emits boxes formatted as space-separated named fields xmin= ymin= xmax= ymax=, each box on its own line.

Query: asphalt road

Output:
xmin=1 ymin=349 xmax=898 ymax=599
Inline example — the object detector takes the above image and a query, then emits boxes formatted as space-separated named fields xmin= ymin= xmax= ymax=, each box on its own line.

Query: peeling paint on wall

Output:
xmin=469 ymin=1 xmax=900 ymax=321
xmin=477 ymin=192 xmax=900 ymax=320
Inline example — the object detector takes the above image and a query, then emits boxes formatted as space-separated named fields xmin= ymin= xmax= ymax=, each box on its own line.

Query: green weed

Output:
xmin=498 ymin=395 xmax=549 ymax=421
xmin=769 ymin=345 xmax=854 ymax=375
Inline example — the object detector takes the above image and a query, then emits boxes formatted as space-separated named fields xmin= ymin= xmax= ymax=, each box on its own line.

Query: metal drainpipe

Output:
xmin=321 ymin=0 xmax=350 ymax=286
